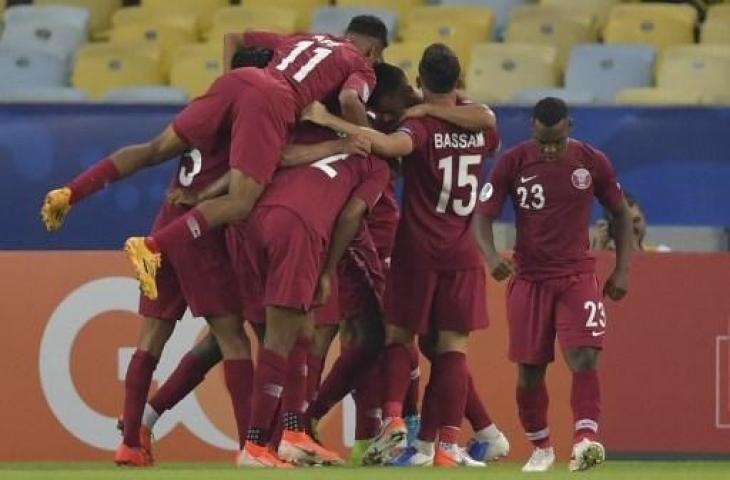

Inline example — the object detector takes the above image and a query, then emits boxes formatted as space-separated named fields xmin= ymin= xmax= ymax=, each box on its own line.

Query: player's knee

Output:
xmin=385 ymin=323 xmax=414 ymax=345
xmin=138 ymin=317 xmax=175 ymax=358
xmin=191 ymin=333 xmax=223 ymax=368
xmin=518 ymin=363 xmax=548 ymax=389
xmin=563 ymin=347 xmax=600 ymax=372
xmin=312 ymin=325 xmax=337 ymax=357
xmin=436 ymin=330 xmax=469 ymax=354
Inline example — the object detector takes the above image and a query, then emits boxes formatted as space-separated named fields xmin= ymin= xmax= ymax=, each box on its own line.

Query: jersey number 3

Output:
xmin=436 ymin=155 xmax=481 ymax=216
xmin=276 ymin=39 xmax=335 ymax=82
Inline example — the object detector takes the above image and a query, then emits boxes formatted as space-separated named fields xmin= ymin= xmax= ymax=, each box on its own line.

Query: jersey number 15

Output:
xmin=436 ymin=154 xmax=481 ymax=216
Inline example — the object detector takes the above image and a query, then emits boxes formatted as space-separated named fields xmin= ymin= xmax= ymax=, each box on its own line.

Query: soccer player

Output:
xmin=473 ymin=97 xmax=632 ymax=472
xmin=302 ymin=44 xmax=505 ymax=467
xmin=123 ymin=16 xmax=388 ymax=299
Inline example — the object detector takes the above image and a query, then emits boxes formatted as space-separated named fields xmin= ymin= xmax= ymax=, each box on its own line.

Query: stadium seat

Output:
xmin=662 ymin=44 xmax=730 ymax=63
xmin=603 ymin=4 xmax=697 ymax=51
xmin=657 ymin=54 xmax=730 ymax=99
xmin=440 ymin=0 xmax=531 ymax=40
xmin=701 ymin=92 xmax=730 ymax=105
xmin=112 ymin=7 xmax=198 ymax=39
xmin=383 ymin=41 xmax=426 ymax=85
xmin=311 ymin=6 xmax=399 ymax=43
xmin=72 ymin=43 xmax=164 ymax=100
xmin=0 ymin=86 xmax=88 ymax=103
xmin=110 ymin=22 xmax=196 ymax=74
xmin=4 ymin=5 xmax=90 ymax=34
xmin=707 ymin=3 xmax=730 ymax=21
xmin=540 ymin=0 xmax=620 ymax=30
xmin=465 ymin=43 xmax=559 ymax=103
xmin=35 ymin=0 xmax=121 ymax=39
xmin=512 ymin=87 xmax=596 ymax=105
xmin=565 ymin=44 xmax=655 ymax=103
xmin=169 ymin=44 xmax=222 ymax=99
xmin=337 ymin=0 xmax=423 ymax=26
xmin=0 ymin=48 xmax=67 ymax=89
xmin=0 ymin=21 xmax=86 ymax=63
xmin=207 ymin=6 xmax=298 ymax=43
xmin=245 ymin=0 xmax=329 ymax=31
xmin=142 ymin=0 xmax=228 ymax=34
xmin=701 ymin=18 xmax=730 ymax=44
xmin=614 ymin=87 xmax=701 ymax=105
xmin=103 ymin=86 xmax=188 ymax=104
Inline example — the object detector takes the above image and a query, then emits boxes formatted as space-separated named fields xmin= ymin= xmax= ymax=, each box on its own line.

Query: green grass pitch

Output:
xmin=1 ymin=462 xmax=729 ymax=480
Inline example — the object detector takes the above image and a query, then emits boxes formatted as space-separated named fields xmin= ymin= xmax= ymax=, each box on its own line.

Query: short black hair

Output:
xmin=231 ymin=46 xmax=273 ymax=70
xmin=368 ymin=62 xmax=408 ymax=108
xmin=418 ymin=43 xmax=460 ymax=94
xmin=532 ymin=97 xmax=569 ymax=127
xmin=345 ymin=15 xmax=389 ymax=48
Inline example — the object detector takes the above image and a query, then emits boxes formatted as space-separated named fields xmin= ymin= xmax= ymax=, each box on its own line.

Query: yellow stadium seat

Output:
xmin=505 ymin=6 xmax=597 ymax=69
xmin=207 ymin=6 xmax=298 ymax=43
xmin=466 ymin=43 xmax=559 ymax=103
xmin=110 ymin=22 xmax=196 ymax=74
xmin=657 ymin=54 xmax=730 ymax=97
xmin=383 ymin=41 xmax=426 ymax=85
xmin=702 ymin=92 xmax=730 ymax=106
xmin=73 ymin=44 xmax=164 ymax=100
xmin=170 ymin=44 xmax=223 ymax=99
xmin=702 ymin=18 xmax=730 ymax=44
xmin=401 ymin=6 xmax=495 ymax=66
xmin=142 ymin=0 xmax=228 ymax=34
xmin=245 ymin=0 xmax=328 ymax=31
xmin=35 ymin=0 xmax=122 ymax=39
xmin=604 ymin=4 xmax=697 ymax=51
xmin=663 ymin=44 xmax=730 ymax=63
xmin=112 ymin=7 xmax=198 ymax=39
xmin=614 ymin=87 xmax=701 ymax=105
xmin=707 ymin=4 xmax=730 ymax=20
xmin=540 ymin=0 xmax=620 ymax=30
xmin=338 ymin=0 xmax=424 ymax=25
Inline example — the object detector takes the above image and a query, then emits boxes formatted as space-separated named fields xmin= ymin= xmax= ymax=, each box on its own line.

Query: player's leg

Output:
xmin=402 ymin=342 xmax=421 ymax=447
xmin=464 ymin=372 xmax=511 ymax=462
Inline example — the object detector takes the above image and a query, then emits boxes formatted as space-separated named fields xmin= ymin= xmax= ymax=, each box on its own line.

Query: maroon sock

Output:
xmin=66 ymin=157 xmax=120 ymax=203
xmin=147 ymin=208 xmax=209 ymax=253
xmin=382 ymin=343 xmax=413 ymax=419
xmin=281 ymin=337 xmax=310 ymax=431
xmin=223 ymin=359 xmax=254 ymax=449
xmin=354 ymin=363 xmax=382 ymax=440
xmin=571 ymin=370 xmax=601 ymax=441
xmin=517 ymin=383 xmax=550 ymax=448
xmin=432 ymin=352 xmax=468 ymax=435
xmin=403 ymin=343 xmax=420 ymax=417
xmin=122 ymin=350 xmax=158 ymax=448
xmin=464 ymin=372 xmax=493 ymax=431
xmin=417 ymin=380 xmax=439 ymax=442
xmin=305 ymin=352 xmax=323 ymax=407
xmin=247 ymin=349 xmax=287 ymax=445
xmin=149 ymin=352 xmax=210 ymax=414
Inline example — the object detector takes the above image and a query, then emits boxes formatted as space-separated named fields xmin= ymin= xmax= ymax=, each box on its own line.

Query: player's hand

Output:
xmin=342 ymin=133 xmax=372 ymax=157
xmin=166 ymin=188 xmax=199 ymax=207
xmin=41 ymin=187 xmax=72 ymax=232
xmin=486 ymin=254 xmax=514 ymax=282
xmin=301 ymin=101 xmax=329 ymax=126
xmin=401 ymin=103 xmax=432 ymax=120
xmin=603 ymin=269 xmax=628 ymax=301
xmin=315 ymin=271 xmax=332 ymax=305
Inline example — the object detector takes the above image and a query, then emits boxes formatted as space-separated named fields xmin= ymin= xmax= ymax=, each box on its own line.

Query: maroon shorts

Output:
xmin=337 ymin=226 xmax=385 ymax=321
xmin=224 ymin=220 xmax=248 ymax=320
xmin=239 ymin=206 xmax=325 ymax=324
xmin=139 ymin=203 xmax=240 ymax=321
xmin=507 ymin=273 xmax=606 ymax=365
xmin=385 ymin=263 xmax=489 ymax=335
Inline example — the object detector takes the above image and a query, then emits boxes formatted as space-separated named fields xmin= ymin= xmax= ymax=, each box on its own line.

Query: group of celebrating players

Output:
xmin=40 ymin=13 xmax=632 ymax=473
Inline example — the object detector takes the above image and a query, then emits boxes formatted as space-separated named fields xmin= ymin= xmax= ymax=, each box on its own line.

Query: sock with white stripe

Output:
xmin=516 ymin=383 xmax=550 ymax=448
xmin=571 ymin=370 xmax=601 ymax=442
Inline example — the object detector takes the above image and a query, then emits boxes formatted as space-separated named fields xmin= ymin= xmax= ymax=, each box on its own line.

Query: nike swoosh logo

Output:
xmin=591 ymin=331 xmax=606 ymax=337
xmin=520 ymin=175 xmax=538 ymax=183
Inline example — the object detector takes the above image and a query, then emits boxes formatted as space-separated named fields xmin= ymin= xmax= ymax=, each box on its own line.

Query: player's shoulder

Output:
xmin=570 ymin=138 xmax=611 ymax=166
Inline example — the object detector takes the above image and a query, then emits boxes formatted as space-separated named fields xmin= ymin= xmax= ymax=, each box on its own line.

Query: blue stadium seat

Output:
xmin=0 ymin=20 xmax=86 ymax=62
xmin=439 ymin=0 xmax=530 ymax=39
xmin=311 ymin=6 xmax=399 ymax=43
xmin=0 ymin=86 xmax=87 ymax=103
xmin=512 ymin=87 xmax=596 ymax=105
xmin=0 ymin=48 xmax=67 ymax=89
xmin=103 ymin=86 xmax=188 ymax=104
xmin=565 ymin=44 xmax=656 ymax=104
xmin=3 ymin=5 xmax=90 ymax=33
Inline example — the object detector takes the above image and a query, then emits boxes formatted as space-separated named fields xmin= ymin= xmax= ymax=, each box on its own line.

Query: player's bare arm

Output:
xmin=473 ymin=214 xmax=514 ymax=281
xmin=41 ymin=125 xmax=187 ymax=232
xmin=402 ymin=103 xmax=497 ymax=132
xmin=167 ymin=171 xmax=232 ymax=207
xmin=603 ymin=198 xmax=632 ymax=301
xmin=339 ymin=88 xmax=370 ymax=127
xmin=281 ymin=134 xmax=371 ymax=167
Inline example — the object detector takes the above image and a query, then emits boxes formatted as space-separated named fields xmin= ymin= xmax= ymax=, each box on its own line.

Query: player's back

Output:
xmin=396 ymin=116 xmax=499 ymax=269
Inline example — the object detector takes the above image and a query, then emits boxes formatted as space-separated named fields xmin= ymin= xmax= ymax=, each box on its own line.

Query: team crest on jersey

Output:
xmin=571 ymin=168 xmax=592 ymax=190
xmin=479 ymin=182 xmax=493 ymax=202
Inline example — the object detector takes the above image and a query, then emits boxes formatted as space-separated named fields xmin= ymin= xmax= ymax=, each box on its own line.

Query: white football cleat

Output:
xmin=467 ymin=431 xmax=511 ymax=462
xmin=569 ymin=438 xmax=605 ymax=472
xmin=434 ymin=444 xmax=486 ymax=468
xmin=521 ymin=446 xmax=556 ymax=472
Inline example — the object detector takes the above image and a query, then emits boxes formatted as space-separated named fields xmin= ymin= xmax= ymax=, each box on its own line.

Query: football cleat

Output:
xmin=116 ymin=416 xmax=154 ymax=457
xmin=277 ymin=430 xmax=344 ymax=466
xmin=434 ymin=444 xmax=486 ymax=468
xmin=114 ymin=443 xmax=153 ymax=467
xmin=362 ymin=417 xmax=408 ymax=465
xmin=404 ymin=414 xmax=421 ymax=447
xmin=522 ymin=446 xmax=556 ymax=472
xmin=569 ymin=438 xmax=605 ymax=472
xmin=387 ymin=446 xmax=434 ymax=467
xmin=124 ymin=237 xmax=161 ymax=300
xmin=349 ymin=439 xmax=370 ymax=466
xmin=466 ymin=431 xmax=510 ymax=462
xmin=236 ymin=443 xmax=293 ymax=468
xmin=41 ymin=187 xmax=72 ymax=232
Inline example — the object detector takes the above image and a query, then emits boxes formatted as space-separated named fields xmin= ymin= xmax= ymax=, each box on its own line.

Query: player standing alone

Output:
xmin=473 ymin=97 xmax=632 ymax=472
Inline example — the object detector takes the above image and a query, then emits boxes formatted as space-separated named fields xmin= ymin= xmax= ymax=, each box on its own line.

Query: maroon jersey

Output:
xmin=394 ymin=117 xmax=500 ymax=270
xmin=244 ymin=31 xmax=375 ymax=110
xmin=478 ymin=139 xmax=624 ymax=280
xmin=367 ymin=177 xmax=399 ymax=256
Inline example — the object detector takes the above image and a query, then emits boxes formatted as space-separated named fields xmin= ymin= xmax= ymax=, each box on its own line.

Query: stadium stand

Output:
xmin=540 ymin=0 xmax=621 ymax=30
xmin=0 ymin=85 xmax=87 ymax=102
xmin=103 ymin=85 xmax=187 ymax=103
xmin=4 ymin=4 xmax=89 ymax=33
xmin=207 ymin=6 xmax=299 ymax=42
xmin=565 ymin=44 xmax=656 ymax=103
xmin=246 ymin=0 xmax=328 ymax=31
xmin=337 ymin=0 xmax=423 ymax=25
xmin=112 ymin=6 xmax=199 ymax=40
xmin=109 ymin=20 xmax=195 ymax=73
xmin=169 ymin=43 xmax=221 ymax=99
xmin=34 ymin=0 xmax=121 ymax=40
xmin=383 ymin=40 xmax=426 ymax=85
xmin=311 ymin=5 xmax=398 ymax=42
xmin=701 ymin=17 xmax=730 ymax=43
xmin=142 ymin=0 xmax=227 ymax=36
xmin=0 ymin=8 xmax=87 ymax=63
xmin=603 ymin=3 xmax=698 ymax=51
xmin=512 ymin=87 xmax=596 ymax=105
xmin=0 ymin=48 xmax=67 ymax=88
xmin=440 ymin=0 xmax=530 ymax=40
xmin=613 ymin=86 xmax=702 ymax=105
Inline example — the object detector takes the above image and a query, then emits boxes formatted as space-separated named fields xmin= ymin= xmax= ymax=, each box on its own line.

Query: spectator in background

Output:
xmin=592 ymin=192 xmax=671 ymax=252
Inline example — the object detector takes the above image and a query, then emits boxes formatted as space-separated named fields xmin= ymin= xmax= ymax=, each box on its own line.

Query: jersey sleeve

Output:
xmin=243 ymin=30 xmax=286 ymax=50
xmin=351 ymin=157 xmax=390 ymax=210
xmin=477 ymin=152 xmax=513 ymax=218
xmin=172 ymin=74 xmax=234 ymax=147
xmin=592 ymin=150 xmax=624 ymax=212
xmin=341 ymin=56 xmax=376 ymax=103
xmin=397 ymin=119 xmax=429 ymax=152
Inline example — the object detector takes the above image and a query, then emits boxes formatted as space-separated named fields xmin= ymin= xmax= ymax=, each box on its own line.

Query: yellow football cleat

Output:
xmin=41 ymin=187 xmax=72 ymax=232
xmin=124 ymin=237 xmax=161 ymax=300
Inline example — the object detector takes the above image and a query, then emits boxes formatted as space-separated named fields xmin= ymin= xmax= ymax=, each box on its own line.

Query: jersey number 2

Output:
xmin=276 ymin=40 xmax=333 ymax=82
xmin=436 ymin=155 xmax=481 ymax=216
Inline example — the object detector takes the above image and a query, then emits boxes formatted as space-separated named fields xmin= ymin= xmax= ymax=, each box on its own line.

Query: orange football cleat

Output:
xmin=236 ymin=442 xmax=293 ymax=468
xmin=278 ymin=430 xmax=344 ymax=466
xmin=124 ymin=237 xmax=161 ymax=300
xmin=41 ymin=187 xmax=72 ymax=232
xmin=114 ymin=443 xmax=153 ymax=467
xmin=116 ymin=416 xmax=154 ymax=457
